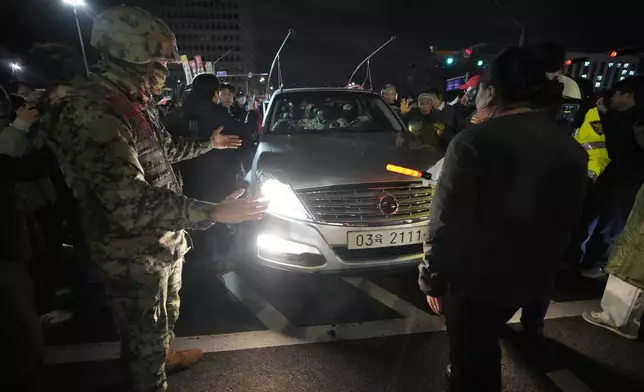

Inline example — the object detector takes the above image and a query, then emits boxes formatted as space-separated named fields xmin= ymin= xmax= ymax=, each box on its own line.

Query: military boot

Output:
xmin=166 ymin=348 xmax=203 ymax=373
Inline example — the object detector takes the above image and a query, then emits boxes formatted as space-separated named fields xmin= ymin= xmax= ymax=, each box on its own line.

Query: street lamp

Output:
xmin=63 ymin=0 xmax=90 ymax=76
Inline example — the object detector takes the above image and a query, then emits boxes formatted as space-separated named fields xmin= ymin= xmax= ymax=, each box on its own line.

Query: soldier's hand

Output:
xmin=211 ymin=126 xmax=242 ymax=149
xmin=211 ymin=189 xmax=268 ymax=224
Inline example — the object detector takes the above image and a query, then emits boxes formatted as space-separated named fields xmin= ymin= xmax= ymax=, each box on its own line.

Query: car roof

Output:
xmin=272 ymin=87 xmax=379 ymax=95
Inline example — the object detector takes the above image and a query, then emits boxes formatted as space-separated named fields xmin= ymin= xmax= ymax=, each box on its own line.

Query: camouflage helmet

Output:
xmin=91 ymin=5 xmax=180 ymax=65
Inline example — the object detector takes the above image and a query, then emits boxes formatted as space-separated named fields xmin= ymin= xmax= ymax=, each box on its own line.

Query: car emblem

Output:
xmin=378 ymin=194 xmax=399 ymax=215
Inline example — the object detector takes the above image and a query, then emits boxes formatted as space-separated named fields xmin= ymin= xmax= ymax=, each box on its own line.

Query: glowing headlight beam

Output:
xmin=259 ymin=177 xmax=311 ymax=220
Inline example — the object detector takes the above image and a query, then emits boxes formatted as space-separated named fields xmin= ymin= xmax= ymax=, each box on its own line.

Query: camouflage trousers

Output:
xmin=99 ymin=256 xmax=183 ymax=392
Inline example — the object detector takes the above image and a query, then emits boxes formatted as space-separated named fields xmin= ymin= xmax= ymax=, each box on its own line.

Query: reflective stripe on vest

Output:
xmin=588 ymin=170 xmax=598 ymax=182
xmin=582 ymin=141 xmax=606 ymax=151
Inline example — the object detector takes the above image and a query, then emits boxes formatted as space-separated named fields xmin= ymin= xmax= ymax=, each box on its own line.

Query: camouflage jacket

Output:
xmin=42 ymin=67 xmax=214 ymax=263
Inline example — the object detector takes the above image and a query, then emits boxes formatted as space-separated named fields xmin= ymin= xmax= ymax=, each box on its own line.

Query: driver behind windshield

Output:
xmin=333 ymin=102 xmax=370 ymax=128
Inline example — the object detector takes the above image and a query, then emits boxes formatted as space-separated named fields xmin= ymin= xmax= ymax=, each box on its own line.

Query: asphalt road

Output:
xmin=42 ymin=260 xmax=644 ymax=392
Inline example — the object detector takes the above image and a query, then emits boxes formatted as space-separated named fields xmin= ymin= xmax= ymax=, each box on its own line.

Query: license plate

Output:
xmin=347 ymin=227 xmax=428 ymax=250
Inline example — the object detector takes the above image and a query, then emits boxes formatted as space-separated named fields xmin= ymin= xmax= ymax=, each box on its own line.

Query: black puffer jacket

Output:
xmin=177 ymin=97 xmax=255 ymax=202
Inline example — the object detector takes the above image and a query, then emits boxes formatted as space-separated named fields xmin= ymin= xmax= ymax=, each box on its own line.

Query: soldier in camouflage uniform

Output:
xmin=41 ymin=6 xmax=267 ymax=392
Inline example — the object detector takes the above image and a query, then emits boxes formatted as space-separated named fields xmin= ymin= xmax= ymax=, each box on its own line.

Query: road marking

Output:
xmin=44 ymin=298 xmax=599 ymax=365
xmin=45 ymin=317 xmax=444 ymax=365
xmin=343 ymin=277 xmax=434 ymax=321
xmin=345 ymin=278 xmax=597 ymax=326
xmin=219 ymin=271 xmax=295 ymax=333
xmin=547 ymin=369 xmax=595 ymax=392
xmin=508 ymin=300 xmax=599 ymax=324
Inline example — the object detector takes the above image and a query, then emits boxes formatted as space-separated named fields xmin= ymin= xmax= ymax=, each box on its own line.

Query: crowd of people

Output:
xmin=1 ymin=5 xmax=267 ymax=392
xmin=380 ymin=43 xmax=644 ymax=391
xmin=1 ymin=4 xmax=643 ymax=392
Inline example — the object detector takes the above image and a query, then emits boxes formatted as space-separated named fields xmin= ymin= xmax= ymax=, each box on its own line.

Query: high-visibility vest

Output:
xmin=573 ymin=107 xmax=610 ymax=181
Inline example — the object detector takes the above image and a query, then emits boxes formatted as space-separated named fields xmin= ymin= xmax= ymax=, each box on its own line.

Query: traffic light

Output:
xmin=564 ymin=59 xmax=572 ymax=66
xmin=463 ymin=48 xmax=472 ymax=58
xmin=610 ymin=51 xmax=618 ymax=58
xmin=446 ymin=57 xmax=454 ymax=65
xmin=477 ymin=60 xmax=484 ymax=67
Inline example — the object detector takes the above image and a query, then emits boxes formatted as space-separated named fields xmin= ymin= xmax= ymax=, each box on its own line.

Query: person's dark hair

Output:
xmin=480 ymin=47 xmax=549 ymax=110
xmin=527 ymin=41 xmax=566 ymax=73
xmin=6 ymin=80 xmax=33 ymax=95
xmin=612 ymin=75 xmax=644 ymax=105
xmin=191 ymin=73 xmax=220 ymax=100
xmin=8 ymin=94 xmax=26 ymax=122
xmin=219 ymin=83 xmax=236 ymax=94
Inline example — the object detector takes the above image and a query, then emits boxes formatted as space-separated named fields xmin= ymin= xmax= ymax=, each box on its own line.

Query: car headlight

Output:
xmin=259 ymin=174 xmax=311 ymax=220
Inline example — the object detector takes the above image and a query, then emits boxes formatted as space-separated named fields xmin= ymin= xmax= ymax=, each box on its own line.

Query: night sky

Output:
xmin=0 ymin=0 xmax=639 ymax=86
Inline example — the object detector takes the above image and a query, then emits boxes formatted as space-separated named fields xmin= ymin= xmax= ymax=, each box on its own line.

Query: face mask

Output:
xmin=148 ymin=66 xmax=169 ymax=97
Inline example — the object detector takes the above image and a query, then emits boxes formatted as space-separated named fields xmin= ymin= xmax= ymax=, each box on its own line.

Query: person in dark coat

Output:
xmin=0 ymin=148 xmax=59 ymax=392
xmin=177 ymin=77 xmax=247 ymax=202
xmin=172 ymin=74 xmax=253 ymax=265
xmin=418 ymin=47 xmax=588 ymax=392
xmin=575 ymin=77 xmax=644 ymax=279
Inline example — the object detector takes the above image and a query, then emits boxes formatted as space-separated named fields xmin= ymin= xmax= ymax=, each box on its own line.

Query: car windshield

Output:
xmin=268 ymin=90 xmax=403 ymax=134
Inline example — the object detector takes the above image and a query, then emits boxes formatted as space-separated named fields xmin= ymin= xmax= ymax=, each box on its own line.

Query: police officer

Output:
xmin=574 ymin=106 xmax=610 ymax=183
xmin=41 ymin=6 xmax=268 ymax=392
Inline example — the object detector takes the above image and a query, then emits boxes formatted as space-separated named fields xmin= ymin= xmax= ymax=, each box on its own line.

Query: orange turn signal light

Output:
xmin=386 ymin=164 xmax=422 ymax=178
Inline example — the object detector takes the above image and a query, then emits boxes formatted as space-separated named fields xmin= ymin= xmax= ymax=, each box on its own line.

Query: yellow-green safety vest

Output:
xmin=573 ymin=107 xmax=610 ymax=181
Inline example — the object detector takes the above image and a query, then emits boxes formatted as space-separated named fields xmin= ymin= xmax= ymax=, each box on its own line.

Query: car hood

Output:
xmin=257 ymin=133 xmax=442 ymax=190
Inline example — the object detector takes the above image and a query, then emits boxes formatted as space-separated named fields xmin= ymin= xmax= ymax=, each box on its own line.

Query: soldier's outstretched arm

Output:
xmin=162 ymin=128 xmax=213 ymax=164
xmin=74 ymin=114 xmax=215 ymax=233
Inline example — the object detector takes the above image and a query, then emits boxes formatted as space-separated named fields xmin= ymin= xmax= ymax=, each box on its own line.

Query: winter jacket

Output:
xmin=418 ymin=111 xmax=588 ymax=306
xmin=606 ymin=184 xmax=644 ymax=290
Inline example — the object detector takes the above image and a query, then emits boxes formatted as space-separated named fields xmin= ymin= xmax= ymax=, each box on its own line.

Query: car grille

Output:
xmin=297 ymin=182 xmax=433 ymax=227
xmin=333 ymin=244 xmax=424 ymax=262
